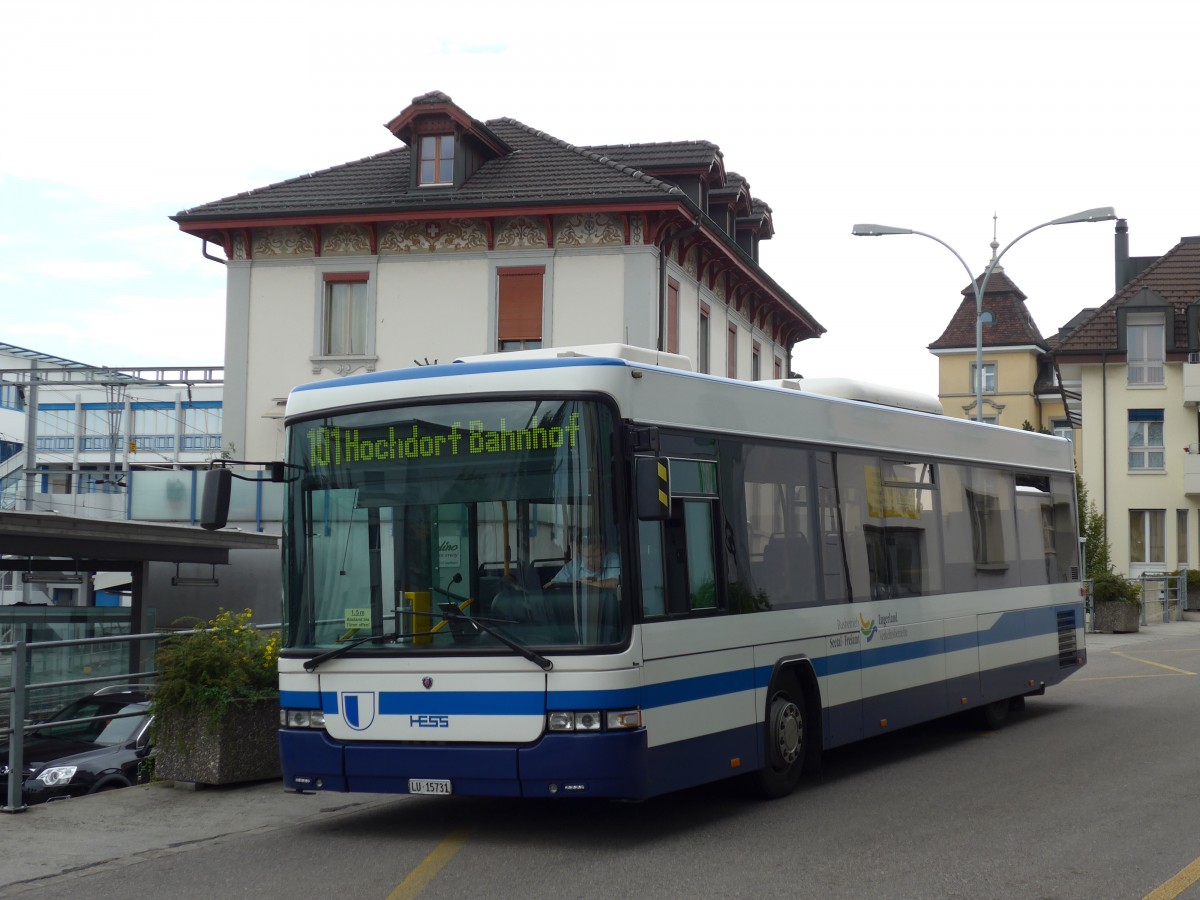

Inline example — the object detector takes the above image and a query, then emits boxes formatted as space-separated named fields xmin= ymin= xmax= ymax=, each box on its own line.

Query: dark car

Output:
xmin=0 ymin=686 xmax=153 ymax=805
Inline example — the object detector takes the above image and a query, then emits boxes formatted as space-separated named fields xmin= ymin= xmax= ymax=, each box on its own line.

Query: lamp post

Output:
xmin=852 ymin=207 xmax=1116 ymax=422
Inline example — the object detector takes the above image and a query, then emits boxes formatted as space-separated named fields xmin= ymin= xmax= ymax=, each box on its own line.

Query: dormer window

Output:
xmin=419 ymin=134 xmax=455 ymax=186
xmin=1127 ymin=313 xmax=1165 ymax=386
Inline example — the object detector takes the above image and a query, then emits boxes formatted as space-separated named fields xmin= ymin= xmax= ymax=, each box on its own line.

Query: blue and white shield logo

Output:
xmin=340 ymin=692 xmax=376 ymax=731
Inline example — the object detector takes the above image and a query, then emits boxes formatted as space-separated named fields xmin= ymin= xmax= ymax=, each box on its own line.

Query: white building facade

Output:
xmin=172 ymin=91 xmax=823 ymax=461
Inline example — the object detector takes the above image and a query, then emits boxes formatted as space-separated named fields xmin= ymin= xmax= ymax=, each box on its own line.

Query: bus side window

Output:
xmin=663 ymin=498 xmax=721 ymax=614
xmin=684 ymin=500 xmax=719 ymax=610
xmin=639 ymin=520 xmax=666 ymax=617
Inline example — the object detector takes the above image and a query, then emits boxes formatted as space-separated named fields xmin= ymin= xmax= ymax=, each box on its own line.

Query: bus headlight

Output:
xmin=282 ymin=709 xmax=326 ymax=728
xmin=546 ymin=709 xmax=640 ymax=732
xmin=574 ymin=711 xmax=602 ymax=732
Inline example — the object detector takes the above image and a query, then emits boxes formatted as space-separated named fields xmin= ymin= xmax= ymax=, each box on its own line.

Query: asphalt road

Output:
xmin=3 ymin=621 xmax=1199 ymax=900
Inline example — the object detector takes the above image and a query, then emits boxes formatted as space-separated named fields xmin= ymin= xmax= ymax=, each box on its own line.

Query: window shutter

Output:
xmin=666 ymin=279 xmax=680 ymax=354
xmin=498 ymin=268 xmax=544 ymax=342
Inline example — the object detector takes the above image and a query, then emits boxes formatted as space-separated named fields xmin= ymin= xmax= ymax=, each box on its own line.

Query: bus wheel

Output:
xmin=753 ymin=680 xmax=806 ymax=799
xmin=978 ymin=699 xmax=1010 ymax=731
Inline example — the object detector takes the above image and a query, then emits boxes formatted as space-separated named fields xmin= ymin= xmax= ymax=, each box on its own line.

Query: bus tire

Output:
xmin=752 ymin=675 xmax=807 ymax=799
xmin=978 ymin=698 xmax=1010 ymax=731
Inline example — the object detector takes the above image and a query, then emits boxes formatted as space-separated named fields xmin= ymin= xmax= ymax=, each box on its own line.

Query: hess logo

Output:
xmin=410 ymin=714 xmax=450 ymax=728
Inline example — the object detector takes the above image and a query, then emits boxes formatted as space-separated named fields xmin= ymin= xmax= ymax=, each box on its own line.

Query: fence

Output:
xmin=1 ymin=622 xmax=277 ymax=813
xmin=1083 ymin=572 xmax=1190 ymax=631
xmin=1137 ymin=572 xmax=1187 ymax=625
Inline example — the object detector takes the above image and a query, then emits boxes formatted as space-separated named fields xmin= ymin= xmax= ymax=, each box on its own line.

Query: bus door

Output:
xmin=636 ymin=457 xmax=760 ymax=791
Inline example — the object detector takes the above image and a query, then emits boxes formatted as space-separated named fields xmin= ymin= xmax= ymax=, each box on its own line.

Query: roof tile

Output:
xmin=1055 ymin=238 xmax=1200 ymax=354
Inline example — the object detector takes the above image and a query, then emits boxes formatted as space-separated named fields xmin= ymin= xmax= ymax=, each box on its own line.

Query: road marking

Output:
xmin=387 ymin=827 xmax=472 ymax=899
xmin=1112 ymin=651 xmax=1197 ymax=676
xmin=1144 ymin=855 xmax=1200 ymax=899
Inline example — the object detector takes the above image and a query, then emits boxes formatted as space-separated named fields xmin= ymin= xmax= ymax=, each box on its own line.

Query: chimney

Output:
xmin=1114 ymin=218 xmax=1129 ymax=292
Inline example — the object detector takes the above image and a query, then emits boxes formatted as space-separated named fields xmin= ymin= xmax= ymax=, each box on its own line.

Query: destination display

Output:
xmin=305 ymin=412 xmax=582 ymax=467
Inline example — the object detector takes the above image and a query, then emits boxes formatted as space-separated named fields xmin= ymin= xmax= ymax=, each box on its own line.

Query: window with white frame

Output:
xmin=698 ymin=303 xmax=711 ymax=374
xmin=1051 ymin=418 xmax=1073 ymax=441
xmin=1130 ymin=509 xmax=1165 ymax=565
xmin=182 ymin=402 xmax=222 ymax=451
xmin=35 ymin=404 xmax=77 ymax=451
xmin=1128 ymin=409 xmax=1165 ymax=470
xmin=1127 ymin=314 xmax=1165 ymax=385
xmin=131 ymin=404 xmax=175 ymax=452
xmin=322 ymin=273 xmax=369 ymax=357
xmin=82 ymin=404 xmax=122 ymax=452
xmin=970 ymin=361 xmax=997 ymax=394
xmin=1177 ymin=509 xmax=1189 ymax=568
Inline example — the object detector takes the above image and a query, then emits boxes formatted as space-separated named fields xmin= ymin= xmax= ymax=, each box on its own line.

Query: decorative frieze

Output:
xmin=310 ymin=360 xmax=378 ymax=376
xmin=253 ymin=226 xmax=315 ymax=258
xmin=555 ymin=213 xmax=624 ymax=247
xmin=495 ymin=216 xmax=548 ymax=249
xmin=322 ymin=224 xmax=371 ymax=255
xmin=379 ymin=219 xmax=487 ymax=253
xmin=630 ymin=214 xmax=644 ymax=245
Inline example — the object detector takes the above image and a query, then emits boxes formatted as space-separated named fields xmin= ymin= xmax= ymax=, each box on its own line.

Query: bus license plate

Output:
xmin=409 ymin=779 xmax=452 ymax=796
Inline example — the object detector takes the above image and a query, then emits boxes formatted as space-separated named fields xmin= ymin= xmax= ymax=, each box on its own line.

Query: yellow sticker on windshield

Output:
xmin=344 ymin=608 xmax=371 ymax=629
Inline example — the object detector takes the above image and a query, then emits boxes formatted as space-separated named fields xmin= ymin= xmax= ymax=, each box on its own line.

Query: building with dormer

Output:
xmin=928 ymin=266 xmax=1072 ymax=437
xmin=171 ymin=91 xmax=824 ymax=461
xmin=1055 ymin=227 xmax=1200 ymax=577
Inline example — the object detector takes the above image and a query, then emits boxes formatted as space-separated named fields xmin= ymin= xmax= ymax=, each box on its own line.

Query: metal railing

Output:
xmin=1 ymin=630 xmax=162 ymax=812
xmin=1138 ymin=572 xmax=1186 ymax=625
xmin=1083 ymin=573 xmax=1189 ymax=631
xmin=2 ymin=622 xmax=278 ymax=813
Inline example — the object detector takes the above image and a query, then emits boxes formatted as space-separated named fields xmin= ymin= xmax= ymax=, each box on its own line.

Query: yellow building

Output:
xmin=1054 ymin=229 xmax=1200 ymax=578
xmin=928 ymin=266 xmax=1073 ymax=439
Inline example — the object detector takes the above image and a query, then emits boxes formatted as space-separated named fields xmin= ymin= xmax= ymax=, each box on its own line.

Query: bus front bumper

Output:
xmin=279 ymin=728 xmax=650 ymax=799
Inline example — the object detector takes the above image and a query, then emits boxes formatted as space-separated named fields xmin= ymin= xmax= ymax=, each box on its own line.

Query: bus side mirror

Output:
xmin=635 ymin=457 xmax=671 ymax=521
xmin=200 ymin=468 xmax=232 ymax=531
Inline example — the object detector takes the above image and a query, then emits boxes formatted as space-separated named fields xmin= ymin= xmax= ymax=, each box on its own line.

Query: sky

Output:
xmin=2 ymin=0 xmax=1197 ymax=397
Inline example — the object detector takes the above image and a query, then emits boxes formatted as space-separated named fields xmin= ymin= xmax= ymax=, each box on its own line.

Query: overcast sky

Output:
xmin=2 ymin=0 xmax=1196 ymax=397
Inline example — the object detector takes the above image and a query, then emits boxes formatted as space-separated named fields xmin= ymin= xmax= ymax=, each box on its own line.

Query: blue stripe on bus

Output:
xmin=547 ymin=688 xmax=642 ymax=709
xmin=282 ymin=691 xmax=541 ymax=716
xmin=283 ymin=605 xmax=1080 ymax=716
xmin=281 ymin=690 xmax=321 ymax=709
xmin=378 ymin=692 xmax=545 ymax=716
xmin=293 ymin=356 xmax=625 ymax=393
xmin=642 ymin=669 xmax=755 ymax=709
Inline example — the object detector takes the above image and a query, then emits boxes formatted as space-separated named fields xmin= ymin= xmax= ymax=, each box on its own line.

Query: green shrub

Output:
xmin=152 ymin=609 xmax=279 ymax=733
xmin=1092 ymin=571 xmax=1141 ymax=607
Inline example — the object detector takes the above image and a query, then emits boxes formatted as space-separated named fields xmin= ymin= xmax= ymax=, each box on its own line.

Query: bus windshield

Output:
xmin=282 ymin=397 xmax=623 ymax=654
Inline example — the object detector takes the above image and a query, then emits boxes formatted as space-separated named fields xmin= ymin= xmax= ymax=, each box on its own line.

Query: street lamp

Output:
xmin=852 ymin=207 xmax=1117 ymax=422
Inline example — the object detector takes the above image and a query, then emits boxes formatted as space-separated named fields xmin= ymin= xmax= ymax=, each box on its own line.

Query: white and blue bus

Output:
xmin=256 ymin=344 xmax=1085 ymax=800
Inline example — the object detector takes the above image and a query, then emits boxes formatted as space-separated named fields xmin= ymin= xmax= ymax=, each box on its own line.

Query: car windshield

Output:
xmin=35 ymin=696 xmax=148 ymax=746
xmin=283 ymin=397 xmax=625 ymax=654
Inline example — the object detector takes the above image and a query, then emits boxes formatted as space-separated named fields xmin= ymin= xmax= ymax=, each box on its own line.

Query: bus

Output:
xmin=231 ymin=343 xmax=1086 ymax=801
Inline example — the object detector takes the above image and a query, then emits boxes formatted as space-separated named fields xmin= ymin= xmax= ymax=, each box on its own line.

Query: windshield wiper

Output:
xmin=430 ymin=586 xmax=553 ymax=671
xmin=303 ymin=630 xmax=401 ymax=672
xmin=303 ymin=587 xmax=555 ymax=673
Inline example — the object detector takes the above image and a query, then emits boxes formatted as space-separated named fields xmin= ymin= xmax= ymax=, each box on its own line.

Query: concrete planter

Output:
xmin=156 ymin=699 xmax=280 ymax=786
xmin=1093 ymin=601 xmax=1140 ymax=634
